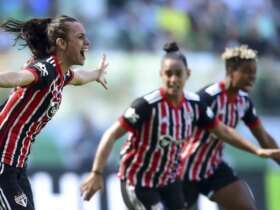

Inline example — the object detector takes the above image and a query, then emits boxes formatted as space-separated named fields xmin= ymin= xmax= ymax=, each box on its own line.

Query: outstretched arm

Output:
xmin=0 ymin=70 xmax=35 ymax=88
xmin=80 ymin=121 xmax=126 ymax=201
xmin=250 ymin=123 xmax=280 ymax=164
xmin=210 ymin=122 xmax=280 ymax=158
xmin=70 ymin=54 xmax=109 ymax=88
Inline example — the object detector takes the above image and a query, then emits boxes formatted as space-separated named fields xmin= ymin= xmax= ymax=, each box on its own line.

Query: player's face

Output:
xmin=160 ymin=58 xmax=189 ymax=98
xmin=63 ymin=21 xmax=90 ymax=66
xmin=231 ymin=60 xmax=257 ymax=92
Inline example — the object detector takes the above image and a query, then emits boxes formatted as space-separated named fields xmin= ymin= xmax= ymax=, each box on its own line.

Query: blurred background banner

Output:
xmin=0 ymin=0 xmax=280 ymax=210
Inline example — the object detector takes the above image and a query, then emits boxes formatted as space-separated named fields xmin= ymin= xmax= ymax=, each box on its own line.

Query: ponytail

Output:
xmin=1 ymin=15 xmax=78 ymax=60
xmin=1 ymin=18 xmax=52 ymax=59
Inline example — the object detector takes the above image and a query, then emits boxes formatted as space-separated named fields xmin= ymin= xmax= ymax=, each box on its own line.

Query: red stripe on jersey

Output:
xmin=16 ymin=87 xmax=52 ymax=168
xmin=191 ymin=137 xmax=212 ymax=180
xmin=143 ymin=149 xmax=161 ymax=186
xmin=186 ymin=103 xmax=193 ymax=140
xmin=118 ymin=146 xmax=136 ymax=179
xmin=0 ymin=89 xmax=33 ymax=161
xmin=178 ymin=128 xmax=202 ymax=178
xmin=159 ymin=108 xmax=181 ymax=186
xmin=3 ymin=87 xmax=49 ymax=165
xmin=0 ymin=88 xmax=25 ymax=125
xmin=159 ymin=143 xmax=176 ymax=186
xmin=53 ymin=55 xmax=64 ymax=79
xmin=175 ymin=108 xmax=180 ymax=140
xmin=193 ymin=139 xmax=215 ymax=180
xmin=229 ymin=104 xmax=235 ymax=127
xmin=17 ymin=121 xmax=39 ymax=167
xmin=160 ymin=101 xmax=167 ymax=134
xmin=205 ymin=142 xmax=223 ymax=176
xmin=127 ymin=114 xmax=152 ymax=186
xmin=118 ymin=117 xmax=135 ymax=133
xmin=142 ymin=102 xmax=166 ymax=186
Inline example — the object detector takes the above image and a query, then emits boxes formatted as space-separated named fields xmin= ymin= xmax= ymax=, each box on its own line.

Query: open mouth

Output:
xmin=80 ymin=48 xmax=88 ymax=59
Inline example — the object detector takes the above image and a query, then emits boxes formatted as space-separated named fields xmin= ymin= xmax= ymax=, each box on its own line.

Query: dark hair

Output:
xmin=162 ymin=41 xmax=188 ymax=67
xmin=0 ymin=15 xmax=78 ymax=59
xmin=225 ymin=57 xmax=256 ymax=73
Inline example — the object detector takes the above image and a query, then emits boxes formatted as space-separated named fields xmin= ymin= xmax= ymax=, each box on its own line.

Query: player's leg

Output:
xmin=199 ymin=162 xmax=257 ymax=210
xmin=211 ymin=180 xmax=257 ymax=210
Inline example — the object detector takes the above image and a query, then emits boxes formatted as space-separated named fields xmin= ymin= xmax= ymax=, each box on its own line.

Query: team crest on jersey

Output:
xmin=34 ymin=62 xmax=48 ymax=77
xmin=158 ymin=135 xmax=181 ymax=149
xmin=47 ymin=85 xmax=62 ymax=119
xmin=124 ymin=107 xmax=140 ymax=124
xmin=47 ymin=101 xmax=60 ymax=119
xmin=14 ymin=192 xmax=27 ymax=207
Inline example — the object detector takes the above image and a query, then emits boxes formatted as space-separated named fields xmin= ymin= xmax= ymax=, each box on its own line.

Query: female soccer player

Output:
xmin=179 ymin=45 xmax=280 ymax=210
xmin=0 ymin=16 xmax=108 ymax=210
xmin=81 ymin=42 xmax=280 ymax=210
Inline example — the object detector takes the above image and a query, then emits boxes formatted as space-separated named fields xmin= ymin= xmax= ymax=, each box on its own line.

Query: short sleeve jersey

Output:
xmin=180 ymin=81 xmax=260 ymax=181
xmin=0 ymin=55 xmax=73 ymax=168
xmin=118 ymin=88 xmax=218 ymax=187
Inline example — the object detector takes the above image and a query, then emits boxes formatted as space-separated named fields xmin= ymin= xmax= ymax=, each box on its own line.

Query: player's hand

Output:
xmin=95 ymin=54 xmax=109 ymax=89
xmin=80 ymin=172 xmax=104 ymax=201
xmin=257 ymin=148 xmax=280 ymax=159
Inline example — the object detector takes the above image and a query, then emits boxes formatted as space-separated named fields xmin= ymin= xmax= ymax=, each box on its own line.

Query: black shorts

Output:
xmin=0 ymin=163 xmax=34 ymax=210
xmin=183 ymin=162 xmax=239 ymax=208
xmin=121 ymin=180 xmax=185 ymax=210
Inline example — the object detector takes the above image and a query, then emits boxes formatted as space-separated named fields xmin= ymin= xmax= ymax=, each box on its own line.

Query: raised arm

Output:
xmin=80 ymin=121 xmax=126 ymax=201
xmin=0 ymin=70 xmax=35 ymax=88
xmin=69 ymin=54 xmax=109 ymax=88
xmin=210 ymin=122 xmax=280 ymax=158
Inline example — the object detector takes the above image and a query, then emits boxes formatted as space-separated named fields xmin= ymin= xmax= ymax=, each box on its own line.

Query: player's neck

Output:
xmin=56 ymin=54 xmax=71 ymax=73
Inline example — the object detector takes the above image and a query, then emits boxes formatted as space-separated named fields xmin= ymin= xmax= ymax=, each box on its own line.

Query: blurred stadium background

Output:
xmin=0 ymin=0 xmax=280 ymax=210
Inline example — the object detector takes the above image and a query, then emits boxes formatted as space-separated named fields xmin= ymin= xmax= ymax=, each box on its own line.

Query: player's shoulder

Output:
xmin=142 ymin=89 xmax=163 ymax=104
xmin=32 ymin=56 xmax=56 ymax=70
xmin=184 ymin=91 xmax=200 ymax=102
xmin=239 ymin=90 xmax=249 ymax=97
xmin=202 ymin=83 xmax=223 ymax=96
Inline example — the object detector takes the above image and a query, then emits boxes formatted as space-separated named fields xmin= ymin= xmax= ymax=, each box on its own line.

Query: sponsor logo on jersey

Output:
xmin=34 ymin=62 xmax=48 ymax=77
xmin=158 ymin=135 xmax=182 ymax=149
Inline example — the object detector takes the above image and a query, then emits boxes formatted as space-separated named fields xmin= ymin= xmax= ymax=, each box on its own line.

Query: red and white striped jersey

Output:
xmin=118 ymin=88 xmax=218 ymax=188
xmin=180 ymin=82 xmax=260 ymax=181
xmin=0 ymin=55 xmax=73 ymax=168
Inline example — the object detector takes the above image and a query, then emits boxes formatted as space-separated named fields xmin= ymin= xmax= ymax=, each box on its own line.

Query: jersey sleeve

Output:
xmin=242 ymin=98 xmax=260 ymax=128
xmin=196 ymin=101 xmax=219 ymax=130
xmin=24 ymin=60 xmax=55 ymax=88
xmin=118 ymin=97 xmax=151 ymax=132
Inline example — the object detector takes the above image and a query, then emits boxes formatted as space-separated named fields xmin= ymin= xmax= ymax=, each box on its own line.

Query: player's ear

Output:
xmin=56 ymin=38 xmax=67 ymax=50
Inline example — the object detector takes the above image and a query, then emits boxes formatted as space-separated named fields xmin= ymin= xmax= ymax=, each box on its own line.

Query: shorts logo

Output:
xmin=14 ymin=192 xmax=27 ymax=207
